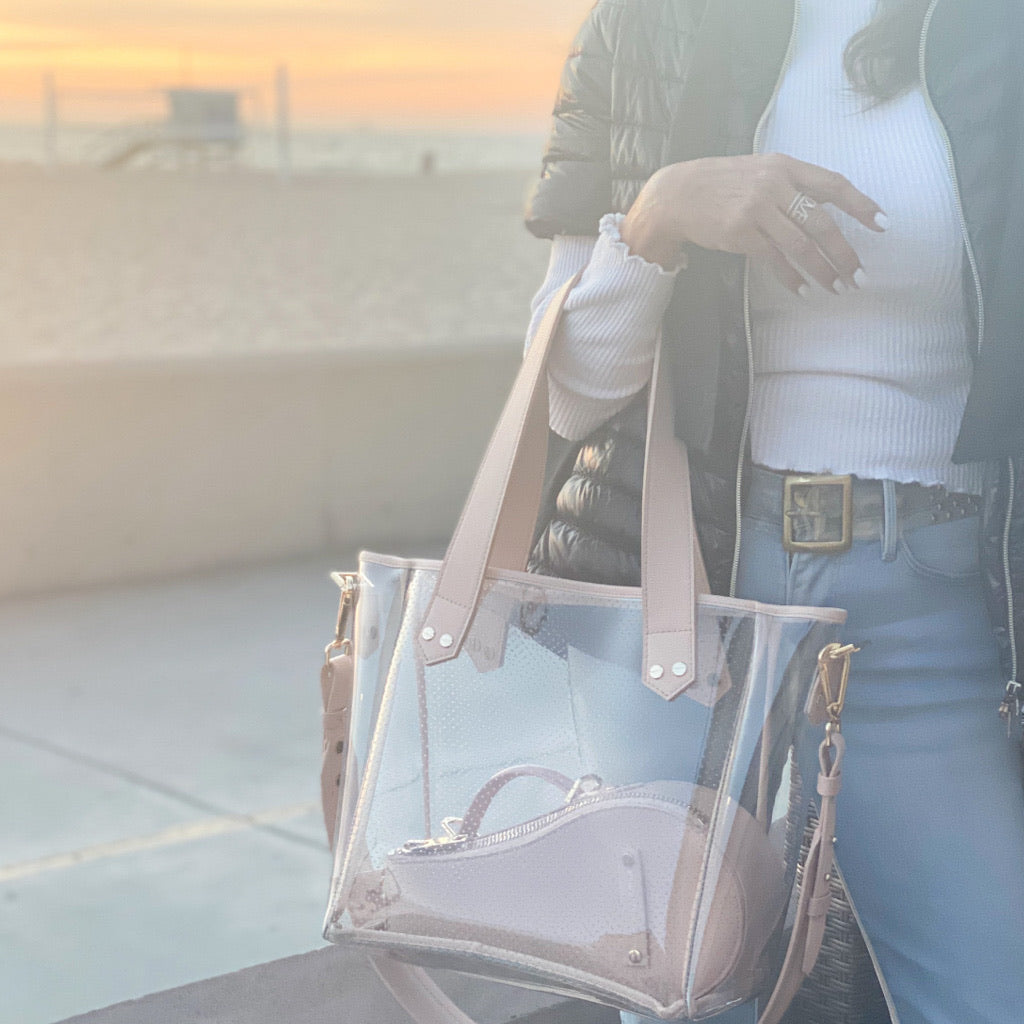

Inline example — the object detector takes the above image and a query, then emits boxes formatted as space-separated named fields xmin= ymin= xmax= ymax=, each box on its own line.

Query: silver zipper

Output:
xmin=1003 ymin=458 xmax=1019 ymax=681
xmin=1000 ymin=457 xmax=1020 ymax=726
xmin=919 ymin=0 xmax=985 ymax=358
xmin=396 ymin=802 xmax=592 ymax=855
xmin=394 ymin=790 xmax=709 ymax=857
xmin=729 ymin=0 xmax=802 ymax=597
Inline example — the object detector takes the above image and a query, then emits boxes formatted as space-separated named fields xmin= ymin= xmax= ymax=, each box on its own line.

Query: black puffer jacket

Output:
xmin=528 ymin=397 xmax=736 ymax=593
xmin=525 ymin=0 xmax=1024 ymax=719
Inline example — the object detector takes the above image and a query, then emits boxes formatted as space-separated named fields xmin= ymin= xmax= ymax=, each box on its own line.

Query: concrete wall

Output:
xmin=0 ymin=346 xmax=522 ymax=599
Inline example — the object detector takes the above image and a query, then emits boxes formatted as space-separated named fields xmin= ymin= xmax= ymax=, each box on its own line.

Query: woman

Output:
xmin=524 ymin=1 xmax=1024 ymax=1022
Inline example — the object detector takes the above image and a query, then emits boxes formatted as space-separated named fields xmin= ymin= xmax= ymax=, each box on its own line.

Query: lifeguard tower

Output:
xmin=101 ymin=88 xmax=245 ymax=169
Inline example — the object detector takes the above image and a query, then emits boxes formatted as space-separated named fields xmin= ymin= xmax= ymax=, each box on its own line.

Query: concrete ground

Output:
xmin=0 ymin=555 xmax=347 ymax=1023
xmin=0 ymin=552 xmax=617 ymax=1024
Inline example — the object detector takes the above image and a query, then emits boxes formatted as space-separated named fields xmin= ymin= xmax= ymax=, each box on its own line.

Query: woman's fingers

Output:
xmin=756 ymin=234 xmax=812 ymax=297
xmin=786 ymin=157 xmax=888 ymax=232
xmin=762 ymin=204 xmax=862 ymax=292
xmin=621 ymin=153 xmax=888 ymax=272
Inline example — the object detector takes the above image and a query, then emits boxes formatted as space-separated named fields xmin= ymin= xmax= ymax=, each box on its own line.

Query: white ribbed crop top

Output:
xmin=527 ymin=0 xmax=983 ymax=495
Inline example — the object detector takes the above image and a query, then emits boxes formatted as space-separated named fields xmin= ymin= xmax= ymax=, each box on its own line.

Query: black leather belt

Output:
xmin=759 ymin=469 xmax=983 ymax=554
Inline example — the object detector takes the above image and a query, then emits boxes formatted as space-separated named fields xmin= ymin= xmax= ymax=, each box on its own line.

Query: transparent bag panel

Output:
xmin=325 ymin=555 xmax=841 ymax=1020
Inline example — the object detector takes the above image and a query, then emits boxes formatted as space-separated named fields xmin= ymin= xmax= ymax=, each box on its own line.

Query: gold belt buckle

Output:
xmin=783 ymin=474 xmax=853 ymax=554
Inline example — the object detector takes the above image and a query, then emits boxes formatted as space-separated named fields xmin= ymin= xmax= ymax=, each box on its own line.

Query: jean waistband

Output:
xmin=744 ymin=464 xmax=982 ymax=543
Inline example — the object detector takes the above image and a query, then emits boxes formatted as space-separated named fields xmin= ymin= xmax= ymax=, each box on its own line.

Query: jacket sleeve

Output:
xmin=524 ymin=1 xmax=621 ymax=239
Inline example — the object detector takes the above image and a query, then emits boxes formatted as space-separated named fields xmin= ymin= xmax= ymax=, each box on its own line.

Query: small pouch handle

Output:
xmin=456 ymin=765 xmax=599 ymax=839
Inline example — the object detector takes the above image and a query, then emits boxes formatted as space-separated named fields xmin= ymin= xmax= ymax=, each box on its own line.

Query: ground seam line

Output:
xmin=1 ymin=801 xmax=321 ymax=881
xmin=0 ymin=724 xmax=326 ymax=853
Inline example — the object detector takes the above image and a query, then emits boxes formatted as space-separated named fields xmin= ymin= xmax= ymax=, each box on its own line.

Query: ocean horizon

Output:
xmin=0 ymin=120 xmax=548 ymax=176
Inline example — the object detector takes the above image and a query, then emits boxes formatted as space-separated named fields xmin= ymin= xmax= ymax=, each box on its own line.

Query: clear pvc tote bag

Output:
xmin=320 ymin=276 xmax=853 ymax=1024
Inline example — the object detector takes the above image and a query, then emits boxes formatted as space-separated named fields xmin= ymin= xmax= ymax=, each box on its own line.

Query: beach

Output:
xmin=0 ymin=164 xmax=549 ymax=364
xmin=0 ymin=163 xmax=555 ymax=597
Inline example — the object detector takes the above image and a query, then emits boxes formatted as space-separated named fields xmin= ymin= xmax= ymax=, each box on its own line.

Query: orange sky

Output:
xmin=1 ymin=1 xmax=593 ymax=128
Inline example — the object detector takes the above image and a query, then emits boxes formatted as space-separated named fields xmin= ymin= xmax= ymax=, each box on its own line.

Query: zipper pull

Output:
xmin=998 ymin=680 xmax=1021 ymax=738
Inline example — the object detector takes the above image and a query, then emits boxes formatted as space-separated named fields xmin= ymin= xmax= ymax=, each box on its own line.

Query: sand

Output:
xmin=0 ymin=165 xmax=550 ymax=364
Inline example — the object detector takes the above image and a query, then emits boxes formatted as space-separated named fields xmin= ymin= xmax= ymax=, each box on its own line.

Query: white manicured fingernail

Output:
xmin=798 ymin=283 xmax=811 ymax=300
xmin=853 ymin=268 xmax=868 ymax=288
xmin=874 ymin=212 xmax=889 ymax=230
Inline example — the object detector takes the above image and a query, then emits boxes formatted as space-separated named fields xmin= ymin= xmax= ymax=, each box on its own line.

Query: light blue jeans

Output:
xmin=624 ymin=466 xmax=1024 ymax=1024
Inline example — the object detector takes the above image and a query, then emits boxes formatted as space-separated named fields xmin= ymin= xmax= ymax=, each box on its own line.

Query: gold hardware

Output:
xmin=325 ymin=572 xmax=358 ymax=665
xmin=817 ymin=642 xmax=858 ymax=742
xmin=783 ymin=474 xmax=853 ymax=554
xmin=323 ymin=637 xmax=352 ymax=665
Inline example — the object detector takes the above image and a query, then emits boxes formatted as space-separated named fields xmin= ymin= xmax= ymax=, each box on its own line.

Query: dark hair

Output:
xmin=843 ymin=0 xmax=934 ymax=104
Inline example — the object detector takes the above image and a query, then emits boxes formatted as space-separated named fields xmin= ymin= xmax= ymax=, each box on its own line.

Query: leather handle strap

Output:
xmin=371 ymin=956 xmax=478 ymax=1024
xmin=417 ymin=274 xmax=705 ymax=700
xmin=415 ymin=274 xmax=579 ymax=673
xmin=642 ymin=335 xmax=703 ymax=695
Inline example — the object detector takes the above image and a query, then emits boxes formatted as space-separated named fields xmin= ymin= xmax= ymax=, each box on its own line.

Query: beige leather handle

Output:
xmin=416 ymin=274 xmax=705 ymax=700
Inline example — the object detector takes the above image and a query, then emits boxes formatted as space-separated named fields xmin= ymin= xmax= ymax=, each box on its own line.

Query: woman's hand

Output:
xmin=619 ymin=153 xmax=887 ymax=295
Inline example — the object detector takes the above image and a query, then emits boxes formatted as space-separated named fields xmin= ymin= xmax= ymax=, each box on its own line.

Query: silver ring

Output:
xmin=786 ymin=191 xmax=818 ymax=225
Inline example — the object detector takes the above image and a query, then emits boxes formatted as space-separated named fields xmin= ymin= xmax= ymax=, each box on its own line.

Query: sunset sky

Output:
xmin=1 ymin=0 xmax=593 ymax=129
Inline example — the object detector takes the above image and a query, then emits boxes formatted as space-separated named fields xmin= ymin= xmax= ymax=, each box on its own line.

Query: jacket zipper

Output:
xmin=918 ymin=1 xmax=985 ymax=361
xmin=729 ymin=0 xmax=803 ymax=596
xmin=732 ymin=3 xmax=902 ymax=1017
xmin=918 ymin=1 xmax=1019 ymax=728
xmin=1000 ymin=458 xmax=1021 ymax=726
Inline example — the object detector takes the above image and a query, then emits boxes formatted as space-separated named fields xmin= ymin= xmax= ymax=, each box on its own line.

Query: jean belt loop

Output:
xmin=881 ymin=479 xmax=899 ymax=562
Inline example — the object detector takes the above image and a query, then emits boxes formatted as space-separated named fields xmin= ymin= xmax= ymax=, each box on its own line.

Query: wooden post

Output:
xmin=275 ymin=64 xmax=291 ymax=180
xmin=43 ymin=71 xmax=57 ymax=171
